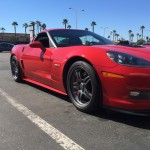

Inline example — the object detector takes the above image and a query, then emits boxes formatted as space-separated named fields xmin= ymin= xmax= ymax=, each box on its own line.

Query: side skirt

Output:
xmin=23 ymin=78 xmax=67 ymax=96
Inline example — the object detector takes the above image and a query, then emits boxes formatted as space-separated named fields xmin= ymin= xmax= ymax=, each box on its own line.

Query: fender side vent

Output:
xmin=21 ymin=60 xmax=24 ymax=69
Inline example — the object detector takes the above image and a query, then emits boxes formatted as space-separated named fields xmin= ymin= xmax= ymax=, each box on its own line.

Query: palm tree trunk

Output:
xmin=92 ymin=26 xmax=94 ymax=32
xmin=142 ymin=30 xmax=143 ymax=39
xmin=14 ymin=26 xmax=16 ymax=42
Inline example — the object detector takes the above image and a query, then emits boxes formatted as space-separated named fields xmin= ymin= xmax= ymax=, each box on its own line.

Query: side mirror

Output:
xmin=29 ymin=41 xmax=45 ymax=52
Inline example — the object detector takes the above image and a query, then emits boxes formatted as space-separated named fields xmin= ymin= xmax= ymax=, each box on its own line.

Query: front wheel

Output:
xmin=10 ymin=55 xmax=22 ymax=82
xmin=67 ymin=61 xmax=101 ymax=112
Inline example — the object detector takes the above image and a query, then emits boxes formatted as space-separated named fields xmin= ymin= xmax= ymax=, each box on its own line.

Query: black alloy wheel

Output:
xmin=11 ymin=55 xmax=22 ymax=82
xmin=67 ymin=61 xmax=101 ymax=112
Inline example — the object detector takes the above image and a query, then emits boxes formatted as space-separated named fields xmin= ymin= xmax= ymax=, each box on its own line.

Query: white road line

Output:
xmin=0 ymin=88 xmax=85 ymax=150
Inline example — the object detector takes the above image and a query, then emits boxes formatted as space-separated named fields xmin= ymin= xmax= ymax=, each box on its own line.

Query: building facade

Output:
xmin=0 ymin=33 xmax=30 ymax=44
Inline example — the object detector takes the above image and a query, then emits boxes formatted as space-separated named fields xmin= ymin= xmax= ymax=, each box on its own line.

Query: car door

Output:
xmin=22 ymin=32 xmax=53 ymax=86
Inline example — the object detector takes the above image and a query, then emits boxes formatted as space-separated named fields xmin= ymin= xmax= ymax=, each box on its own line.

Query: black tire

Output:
xmin=10 ymin=55 xmax=22 ymax=82
xmin=67 ymin=61 xmax=101 ymax=112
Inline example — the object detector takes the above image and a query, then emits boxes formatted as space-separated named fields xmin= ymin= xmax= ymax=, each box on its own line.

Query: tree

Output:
xmin=128 ymin=30 xmax=132 ymax=41
xmin=30 ymin=21 xmax=36 ymax=37
xmin=131 ymin=33 xmax=134 ymax=42
xmin=0 ymin=27 xmax=5 ymax=32
xmin=137 ymin=39 xmax=145 ymax=45
xmin=22 ymin=23 xmax=28 ymax=34
xmin=85 ymin=28 xmax=88 ymax=31
xmin=41 ymin=23 xmax=46 ymax=30
xmin=12 ymin=21 xmax=18 ymax=42
xmin=36 ymin=20 xmax=41 ymax=34
xmin=146 ymin=36 xmax=149 ymax=43
xmin=62 ymin=19 xmax=68 ymax=29
xmin=91 ymin=21 xmax=96 ymax=32
xmin=136 ymin=33 xmax=139 ymax=41
xmin=67 ymin=25 xmax=71 ymax=29
xmin=112 ymin=30 xmax=116 ymax=41
xmin=140 ymin=25 xmax=145 ymax=39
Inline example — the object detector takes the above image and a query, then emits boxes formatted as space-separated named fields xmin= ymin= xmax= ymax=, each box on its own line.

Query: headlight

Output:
xmin=107 ymin=51 xmax=150 ymax=67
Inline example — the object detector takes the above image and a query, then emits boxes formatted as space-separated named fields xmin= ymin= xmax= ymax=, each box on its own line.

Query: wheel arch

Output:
xmin=63 ymin=56 xmax=102 ymax=95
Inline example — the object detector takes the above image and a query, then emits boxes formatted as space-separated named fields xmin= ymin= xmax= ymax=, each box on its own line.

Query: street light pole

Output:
xmin=69 ymin=8 xmax=84 ymax=29
xmin=100 ymin=26 xmax=108 ymax=37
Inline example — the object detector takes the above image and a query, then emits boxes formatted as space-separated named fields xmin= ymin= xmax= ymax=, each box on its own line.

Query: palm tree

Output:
xmin=136 ymin=33 xmax=139 ymax=41
xmin=91 ymin=21 xmax=96 ymax=32
xmin=146 ymin=36 xmax=149 ymax=43
xmin=0 ymin=27 xmax=5 ymax=40
xmin=128 ymin=30 xmax=132 ymax=41
xmin=0 ymin=27 xmax=5 ymax=32
xmin=140 ymin=25 xmax=145 ymax=39
xmin=67 ymin=25 xmax=71 ymax=29
xmin=30 ymin=21 xmax=36 ymax=37
xmin=108 ymin=35 xmax=111 ymax=39
xmin=131 ymin=33 xmax=134 ymax=42
xmin=62 ymin=19 xmax=68 ymax=29
xmin=41 ymin=23 xmax=46 ymax=30
xmin=36 ymin=20 xmax=41 ymax=34
xmin=112 ymin=30 xmax=116 ymax=41
xmin=12 ymin=21 xmax=18 ymax=42
xmin=22 ymin=23 xmax=28 ymax=34
xmin=85 ymin=28 xmax=89 ymax=31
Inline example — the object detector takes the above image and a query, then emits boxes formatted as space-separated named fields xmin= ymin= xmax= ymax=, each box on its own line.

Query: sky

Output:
xmin=0 ymin=0 xmax=150 ymax=41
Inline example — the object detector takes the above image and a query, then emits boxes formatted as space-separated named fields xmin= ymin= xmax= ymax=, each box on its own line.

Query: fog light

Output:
xmin=130 ymin=91 xmax=150 ymax=100
xmin=130 ymin=91 xmax=140 ymax=97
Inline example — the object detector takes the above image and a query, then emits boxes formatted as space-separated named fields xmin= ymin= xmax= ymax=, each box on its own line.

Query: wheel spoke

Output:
xmin=75 ymin=70 xmax=82 ymax=81
xmin=83 ymin=75 xmax=91 ymax=85
xmin=15 ymin=67 xmax=18 ymax=76
xmin=73 ymin=82 xmax=79 ymax=90
xmin=77 ymin=90 xmax=84 ymax=102
xmin=84 ymin=89 xmax=92 ymax=100
xmin=73 ymin=69 xmax=92 ymax=104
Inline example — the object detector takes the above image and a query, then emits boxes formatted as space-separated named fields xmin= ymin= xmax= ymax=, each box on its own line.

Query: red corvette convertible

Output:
xmin=10 ymin=29 xmax=150 ymax=114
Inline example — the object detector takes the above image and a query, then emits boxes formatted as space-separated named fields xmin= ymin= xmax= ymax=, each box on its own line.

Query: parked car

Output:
xmin=143 ymin=43 xmax=150 ymax=48
xmin=0 ymin=42 xmax=14 ymax=52
xmin=10 ymin=29 xmax=150 ymax=115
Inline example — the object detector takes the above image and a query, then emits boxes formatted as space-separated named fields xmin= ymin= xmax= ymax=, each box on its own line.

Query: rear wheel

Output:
xmin=10 ymin=55 xmax=22 ymax=82
xmin=67 ymin=61 xmax=101 ymax=112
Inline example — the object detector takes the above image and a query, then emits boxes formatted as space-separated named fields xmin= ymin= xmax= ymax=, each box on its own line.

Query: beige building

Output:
xmin=0 ymin=32 xmax=30 ymax=44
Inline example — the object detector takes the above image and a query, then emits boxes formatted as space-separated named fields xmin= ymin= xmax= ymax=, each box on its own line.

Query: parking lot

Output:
xmin=0 ymin=52 xmax=150 ymax=150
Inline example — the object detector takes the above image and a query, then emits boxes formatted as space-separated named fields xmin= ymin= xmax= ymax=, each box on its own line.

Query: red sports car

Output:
xmin=10 ymin=29 xmax=150 ymax=115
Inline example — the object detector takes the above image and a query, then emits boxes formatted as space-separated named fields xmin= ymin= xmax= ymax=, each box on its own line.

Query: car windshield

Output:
xmin=49 ymin=29 xmax=114 ymax=47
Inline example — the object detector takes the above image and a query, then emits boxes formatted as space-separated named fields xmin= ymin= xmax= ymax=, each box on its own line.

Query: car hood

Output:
xmin=93 ymin=45 xmax=150 ymax=61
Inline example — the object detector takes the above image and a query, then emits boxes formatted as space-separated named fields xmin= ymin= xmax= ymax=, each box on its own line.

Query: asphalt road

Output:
xmin=0 ymin=52 xmax=150 ymax=150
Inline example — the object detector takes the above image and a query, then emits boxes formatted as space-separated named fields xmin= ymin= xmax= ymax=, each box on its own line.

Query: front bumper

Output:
xmin=96 ymin=65 xmax=150 ymax=111
xmin=104 ymin=106 xmax=150 ymax=116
